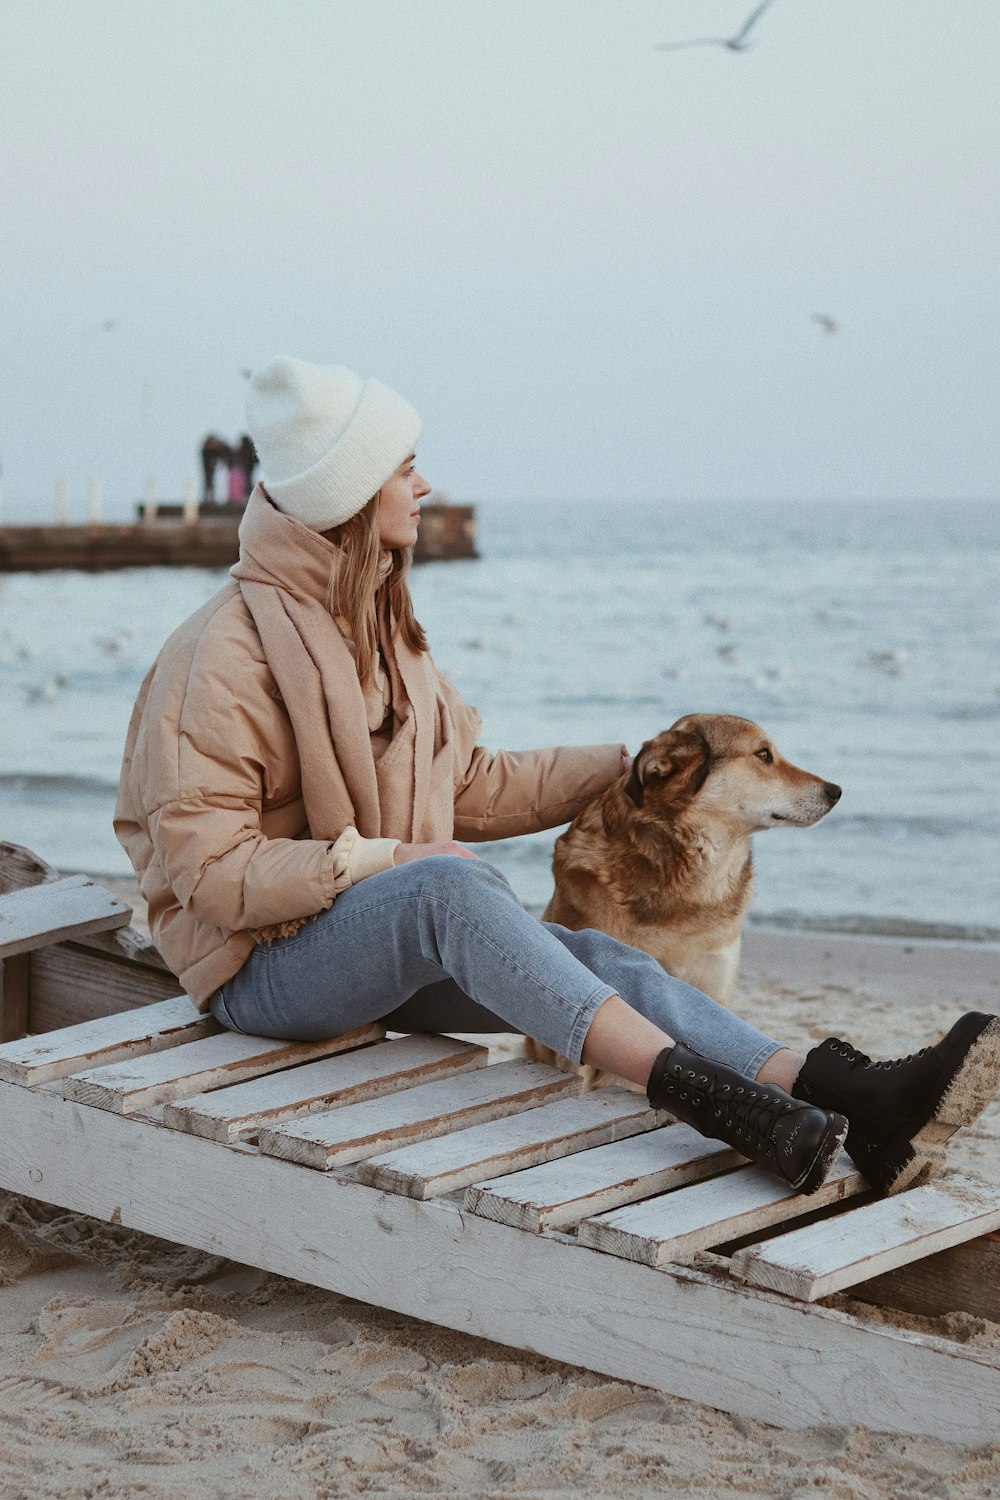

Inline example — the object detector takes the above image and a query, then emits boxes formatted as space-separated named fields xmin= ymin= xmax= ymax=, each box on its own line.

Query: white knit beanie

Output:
xmin=245 ymin=357 xmax=423 ymax=530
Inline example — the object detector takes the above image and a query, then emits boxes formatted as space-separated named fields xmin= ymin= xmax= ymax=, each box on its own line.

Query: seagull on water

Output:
xmin=656 ymin=0 xmax=778 ymax=53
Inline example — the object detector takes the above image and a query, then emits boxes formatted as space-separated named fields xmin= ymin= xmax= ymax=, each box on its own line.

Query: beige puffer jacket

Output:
xmin=115 ymin=505 xmax=624 ymax=1009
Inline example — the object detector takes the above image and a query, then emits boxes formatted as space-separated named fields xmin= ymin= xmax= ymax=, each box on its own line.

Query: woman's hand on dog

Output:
xmin=393 ymin=841 xmax=480 ymax=865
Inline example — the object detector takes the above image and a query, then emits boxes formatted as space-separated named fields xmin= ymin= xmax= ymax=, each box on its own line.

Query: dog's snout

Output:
xmin=823 ymin=782 xmax=842 ymax=805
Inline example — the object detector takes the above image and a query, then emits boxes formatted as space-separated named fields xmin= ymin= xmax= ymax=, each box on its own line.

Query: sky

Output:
xmin=1 ymin=0 xmax=998 ymax=518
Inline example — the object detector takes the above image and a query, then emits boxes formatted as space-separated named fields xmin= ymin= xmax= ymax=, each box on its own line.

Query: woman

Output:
xmin=116 ymin=356 xmax=1000 ymax=1199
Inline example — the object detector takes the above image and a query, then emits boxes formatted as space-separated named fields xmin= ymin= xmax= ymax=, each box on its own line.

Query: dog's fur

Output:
xmin=528 ymin=714 xmax=841 ymax=1085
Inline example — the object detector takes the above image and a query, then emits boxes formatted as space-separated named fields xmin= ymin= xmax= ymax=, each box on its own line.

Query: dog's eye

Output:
xmin=755 ymin=748 xmax=773 ymax=765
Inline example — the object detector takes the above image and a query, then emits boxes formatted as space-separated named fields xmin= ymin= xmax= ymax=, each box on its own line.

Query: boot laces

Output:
xmin=873 ymin=1045 xmax=931 ymax=1071
xmin=725 ymin=1088 xmax=792 ymax=1153
xmin=828 ymin=1038 xmax=931 ymax=1071
xmin=676 ymin=1066 xmax=792 ymax=1153
xmin=826 ymin=1039 xmax=871 ymax=1068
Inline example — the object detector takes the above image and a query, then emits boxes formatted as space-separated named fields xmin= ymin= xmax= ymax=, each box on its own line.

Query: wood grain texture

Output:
xmin=579 ymin=1154 xmax=864 ymax=1266
xmin=0 ymin=876 xmax=131 ymax=959
xmin=0 ymin=993 xmax=210 ymax=1084
xmin=27 ymin=941 xmax=183 ymax=1032
xmin=847 ymin=1231 xmax=1000 ymax=1323
xmin=72 ymin=925 xmax=173 ymax=971
xmin=2 ymin=1075 xmax=1000 ymax=1444
xmin=164 ymin=1034 xmax=485 ymax=1142
xmin=358 ymin=1088 xmax=668 ymax=1200
xmin=466 ymin=1123 xmax=743 ymax=1232
xmin=59 ymin=1024 xmax=385 ymax=1113
xmin=258 ymin=1060 xmax=579 ymax=1170
xmin=0 ymin=953 xmax=31 ymax=1042
xmin=731 ymin=1181 xmax=1000 ymax=1301
xmin=0 ymin=841 xmax=58 ymax=895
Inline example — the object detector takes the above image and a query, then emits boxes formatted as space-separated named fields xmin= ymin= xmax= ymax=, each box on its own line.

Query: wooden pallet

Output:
xmin=2 ymin=874 xmax=1000 ymax=1444
xmin=0 ymin=842 xmax=181 ymax=1041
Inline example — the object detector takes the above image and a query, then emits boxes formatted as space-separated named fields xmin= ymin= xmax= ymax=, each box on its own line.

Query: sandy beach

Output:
xmin=2 ymin=878 xmax=999 ymax=1498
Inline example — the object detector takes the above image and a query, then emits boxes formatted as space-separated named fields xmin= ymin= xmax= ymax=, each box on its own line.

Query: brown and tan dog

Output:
xmin=529 ymin=714 xmax=841 ymax=1085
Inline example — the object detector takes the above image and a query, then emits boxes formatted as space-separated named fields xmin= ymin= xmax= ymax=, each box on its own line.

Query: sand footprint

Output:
xmin=91 ymin=1307 xmax=230 ymax=1394
xmin=33 ymin=1296 xmax=142 ymax=1360
xmin=443 ymin=1359 xmax=559 ymax=1404
xmin=561 ymin=1381 xmax=673 ymax=1427
xmin=0 ymin=1373 xmax=80 ymax=1414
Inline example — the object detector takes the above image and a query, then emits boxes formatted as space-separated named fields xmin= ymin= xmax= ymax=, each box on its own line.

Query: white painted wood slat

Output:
xmin=164 ymin=1034 xmax=487 ymax=1141
xmin=258 ymin=1059 xmax=578 ymax=1170
xmin=0 ymin=993 xmax=211 ymax=1085
xmin=58 ymin=1023 xmax=384 ymax=1113
xmin=579 ymin=1154 xmax=864 ymax=1266
xmin=0 ymin=875 xmax=131 ymax=959
xmin=731 ymin=1180 xmax=1000 ymax=1301
xmin=359 ymin=1088 xmax=669 ymax=1200
xmin=465 ymin=1123 xmax=745 ymax=1232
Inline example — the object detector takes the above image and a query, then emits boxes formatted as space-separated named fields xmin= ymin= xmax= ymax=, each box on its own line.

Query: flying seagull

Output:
xmin=811 ymin=313 xmax=840 ymax=335
xmin=80 ymin=318 xmax=119 ymax=341
xmin=656 ymin=0 xmax=777 ymax=52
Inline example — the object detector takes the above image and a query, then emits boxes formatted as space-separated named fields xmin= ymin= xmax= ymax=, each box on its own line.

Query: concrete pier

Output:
xmin=0 ymin=502 xmax=478 ymax=572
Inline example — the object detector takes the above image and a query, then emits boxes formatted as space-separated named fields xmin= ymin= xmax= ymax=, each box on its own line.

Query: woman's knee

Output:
xmin=411 ymin=853 xmax=511 ymax=908
xmin=557 ymin=923 xmax=662 ymax=976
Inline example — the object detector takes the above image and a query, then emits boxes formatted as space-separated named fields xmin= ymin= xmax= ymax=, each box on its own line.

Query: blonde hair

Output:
xmin=325 ymin=493 xmax=428 ymax=685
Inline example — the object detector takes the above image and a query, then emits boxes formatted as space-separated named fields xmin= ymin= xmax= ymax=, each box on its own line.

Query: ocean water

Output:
xmin=1 ymin=498 xmax=998 ymax=937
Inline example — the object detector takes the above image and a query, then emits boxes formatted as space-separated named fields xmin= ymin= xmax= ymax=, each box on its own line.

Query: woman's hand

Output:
xmin=393 ymin=841 xmax=480 ymax=865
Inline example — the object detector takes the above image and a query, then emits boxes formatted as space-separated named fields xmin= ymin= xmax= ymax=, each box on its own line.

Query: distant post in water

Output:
xmin=88 ymin=476 xmax=102 ymax=524
xmin=56 ymin=477 xmax=68 ymax=525
xmin=183 ymin=476 xmax=199 ymax=525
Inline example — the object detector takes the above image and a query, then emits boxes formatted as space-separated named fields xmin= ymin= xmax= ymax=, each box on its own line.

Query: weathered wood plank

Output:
xmin=2 ymin=839 xmax=169 ymax=971
xmin=73 ymin=925 xmax=172 ymax=970
xmin=0 ymin=875 xmax=131 ymax=959
xmin=848 ymin=1231 xmax=1000 ymax=1323
xmin=27 ymin=940 xmax=183 ymax=1032
xmin=359 ymin=1088 xmax=668 ymax=1200
xmin=4 ymin=1076 xmax=1000 ymax=1445
xmin=59 ymin=1024 xmax=384 ymax=1113
xmin=258 ymin=1060 xmax=578 ymax=1170
xmin=466 ymin=1123 xmax=744 ymax=1232
xmin=731 ymin=1180 xmax=1000 ymax=1301
xmin=0 ymin=993 xmax=211 ymax=1085
xmin=579 ymin=1155 xmax=864 ymax=1267
xmin=0 ymin=840 xmax=58 ymax=895
xmin=0 ymin=953 xmax=31 ymax=1042
xmin=164 ymin=1034 xmax=487 ymax=1142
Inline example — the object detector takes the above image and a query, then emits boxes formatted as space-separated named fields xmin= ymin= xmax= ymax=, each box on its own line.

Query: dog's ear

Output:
xmin=622 ymin=753 xmax=646 ymax=807
xmin=626 ymin=730 xmax=712 ymax=808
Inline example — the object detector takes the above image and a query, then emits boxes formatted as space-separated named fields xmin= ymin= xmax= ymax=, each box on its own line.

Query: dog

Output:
xmin=527 ymin=713 xmax=841 ymax=1086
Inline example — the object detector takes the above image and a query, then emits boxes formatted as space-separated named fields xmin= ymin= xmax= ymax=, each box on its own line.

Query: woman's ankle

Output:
xmin=580 ymin=994 xmax=674 ymax=1085
xmin=755 ymin=1046 xmax=806 ymax=1094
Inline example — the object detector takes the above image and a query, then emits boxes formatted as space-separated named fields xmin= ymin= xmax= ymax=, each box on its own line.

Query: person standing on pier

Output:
xmin=200 ymin=433 xmax=231 ymax=503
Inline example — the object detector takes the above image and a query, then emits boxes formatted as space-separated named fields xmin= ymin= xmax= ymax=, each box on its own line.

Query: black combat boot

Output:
xmin=792 ymin=1011 xmax=1000 ymax=1195
xmin=646 ymin=1042 xmax=848 ymax=1195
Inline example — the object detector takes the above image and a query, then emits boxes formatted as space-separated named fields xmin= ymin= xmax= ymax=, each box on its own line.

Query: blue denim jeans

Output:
xmin=209 ymin=856 xmax=781 ymax=1077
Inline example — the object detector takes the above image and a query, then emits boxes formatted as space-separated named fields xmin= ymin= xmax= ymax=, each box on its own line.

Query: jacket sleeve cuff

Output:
xmin=345 ymin=833 xmax=400 ymax=884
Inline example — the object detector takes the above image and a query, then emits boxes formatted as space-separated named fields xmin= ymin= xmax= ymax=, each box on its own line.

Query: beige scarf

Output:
xmin=231 ymin=487 xmax=480 ymax=845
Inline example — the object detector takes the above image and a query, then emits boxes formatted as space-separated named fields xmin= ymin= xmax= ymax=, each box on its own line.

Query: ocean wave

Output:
xmin=828 ymin=813 xmax=994 ymax=838
xmin=933 ymin=703 xmax=1000 ymax=723
xmin=542 ymin=693 xmax=666 ymax=708
xmin=0 ymin=771 xmax=119 ymax=797
xmin=750 ymin=911 xmax=1000 ymax=944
